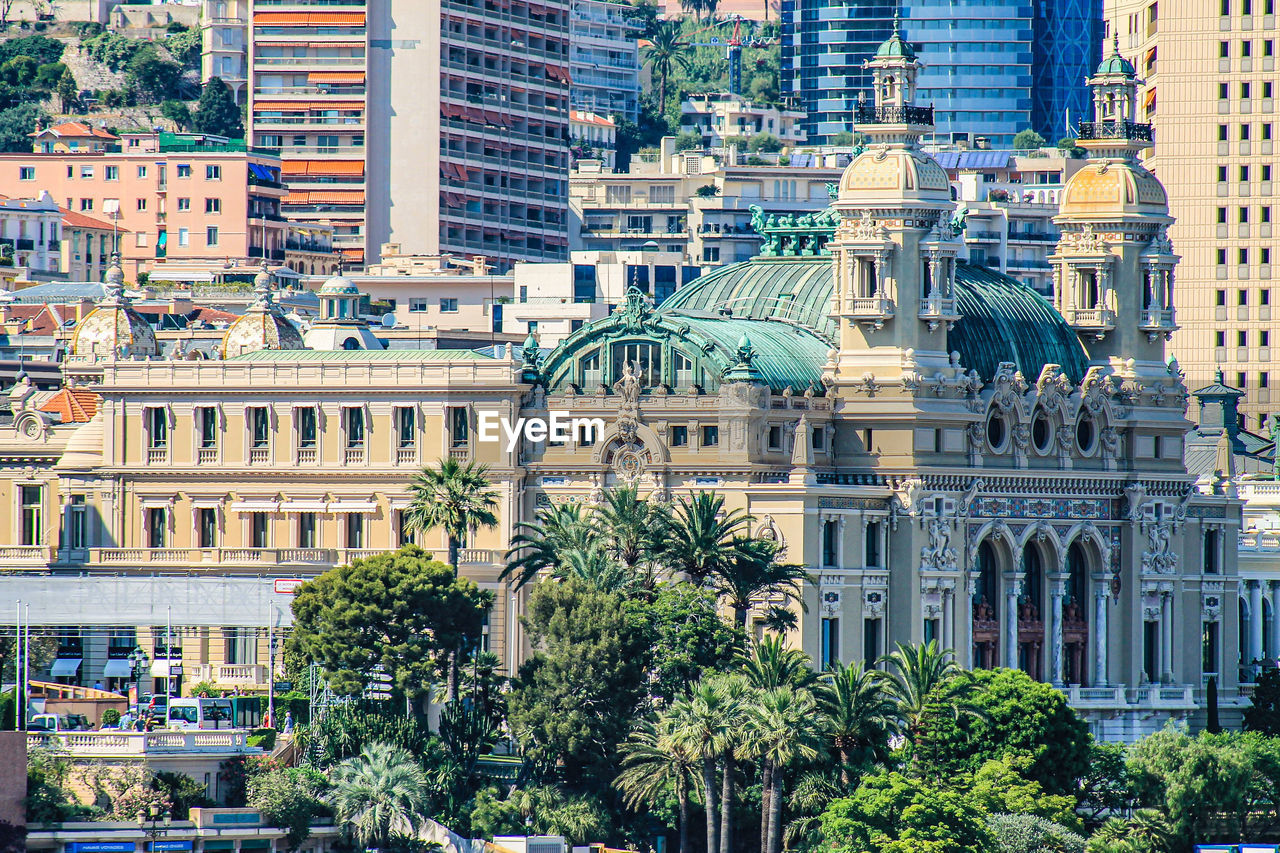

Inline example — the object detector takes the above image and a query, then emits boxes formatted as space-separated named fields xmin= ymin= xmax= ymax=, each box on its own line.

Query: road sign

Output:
xmin=274 ymin=579 xmax=305 ymax=594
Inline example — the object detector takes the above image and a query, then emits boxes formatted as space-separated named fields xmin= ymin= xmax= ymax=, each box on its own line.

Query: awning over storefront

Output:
xmin=228 ymin=500 xmax=281 ymax=512
xmin=50 ymin=658 xmax=81 ymax=677
xmin=328 ymin=501 xmax=378 ymax=513
xmin=280 ymin=500 xmax=328 ymax=513
xmin=103 ymin=659 xmax=133 ymax=679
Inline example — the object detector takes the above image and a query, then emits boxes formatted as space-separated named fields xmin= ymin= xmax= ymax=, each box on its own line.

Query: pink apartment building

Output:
xmin=0 ymin=131 xmax=287 ymax=279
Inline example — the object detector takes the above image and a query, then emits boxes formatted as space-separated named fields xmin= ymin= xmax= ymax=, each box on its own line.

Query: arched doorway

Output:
xmin=973 ymin=540 xmax=1000 ymax=669
xmin=1018 ymin=546 xmax=1046 ymax=680
xmin=1063 ymin=542 xmax=1090 ymax=686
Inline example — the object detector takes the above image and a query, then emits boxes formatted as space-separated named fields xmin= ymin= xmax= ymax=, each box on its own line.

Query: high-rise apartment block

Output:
xmin=247 ymin=0 xmax=570 ymax=270
xmin=569 ymin=0 xmax=640 ymax=123
xmin=1105 ymin=0 xmax=1280 ymax=428
xmin=782 ymin=1 xmax=1097 ymax=147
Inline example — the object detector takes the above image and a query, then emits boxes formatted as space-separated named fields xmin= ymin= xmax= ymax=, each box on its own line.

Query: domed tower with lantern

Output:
xmin=69 ymin=254 xmax=158 ymax=361
xmin=1051 ymin=35 xmax=1180 ymax=374
xmin=220 ymin=263 xmax=305 ymax=358
xmin=301 ymin=270 xmax=384 ymax=351
xmin=825 ymin=13 xmax=964 ymax=391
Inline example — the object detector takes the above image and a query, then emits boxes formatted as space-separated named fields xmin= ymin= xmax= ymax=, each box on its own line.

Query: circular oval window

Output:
xmin=1032 ymin=412 xmax=1052 ymax=453
xmin=1076 ymin=415 xmax=1096 ymax=454
xmin=986 ymin=412 xmax=1007 ymax=450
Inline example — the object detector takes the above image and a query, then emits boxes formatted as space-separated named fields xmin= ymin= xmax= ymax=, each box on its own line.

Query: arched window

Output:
xmin=1064 ymin=542 xmax=1090 ymax=685
xmin=973 ymin=540 xmax=1001 ymax=669
xmin=342 ymin=337 xmax=361 ymax=350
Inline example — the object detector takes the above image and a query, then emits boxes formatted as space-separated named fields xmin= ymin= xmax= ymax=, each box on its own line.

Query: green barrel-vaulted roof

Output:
xmin=675 ymin=316 xmax=830 ymax=391
xmin=657 ymin=255 xmax=836 ymax=336
xmin=949 ymin=261 xmax=1089 ymax=383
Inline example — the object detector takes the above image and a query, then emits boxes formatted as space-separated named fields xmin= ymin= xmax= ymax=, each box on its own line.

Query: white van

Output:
xmin=166 ymin=697 xmax=234 ymax=730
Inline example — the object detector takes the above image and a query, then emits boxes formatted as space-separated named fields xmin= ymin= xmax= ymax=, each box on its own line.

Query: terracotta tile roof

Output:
xmin=61 ymin=208 xmax=125 ymax=231
xmin=571 ymin=109 xmax=616 ymax=127
xmin=3 ymin=304 xmax=79 ymax=335
xmin=32 ymin=121 xmax=119 ymax=140
xmin=38 ymin=386 xmax=100 ymax=423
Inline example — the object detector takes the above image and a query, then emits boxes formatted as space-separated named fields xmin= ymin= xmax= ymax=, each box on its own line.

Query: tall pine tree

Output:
xmin=191 ymin=77 xmax=243 ymax=139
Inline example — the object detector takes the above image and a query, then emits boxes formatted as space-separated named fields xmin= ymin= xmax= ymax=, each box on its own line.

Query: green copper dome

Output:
xmin=1095 ymin=34 xmax=1135 ymax=77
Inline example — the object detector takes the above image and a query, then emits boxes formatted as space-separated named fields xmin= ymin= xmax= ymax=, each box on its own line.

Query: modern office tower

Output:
xmin=1105 ymin=0 xmax=1280 ymax=428
xmin=782 ymin=1 xmax=1100 ymax=147
xmin=249 ymin=0 xmax=571 ymax=270
xmin=569 ymin=0 xmax=640 ymax=123
xmin=1032 ymin=0 xmax=1104 ymax=141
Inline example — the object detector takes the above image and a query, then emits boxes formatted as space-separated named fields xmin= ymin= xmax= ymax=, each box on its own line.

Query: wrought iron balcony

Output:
xmin=854 ymin=104 xmax=934 ymax=126
xmin=1077 ymin=120 xmax=1153 ymax=142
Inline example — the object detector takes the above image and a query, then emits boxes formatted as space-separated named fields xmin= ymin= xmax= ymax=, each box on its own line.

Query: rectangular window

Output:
xmin=397 ymin=407 xmax=415 ymax=448
xmin=147 ymin=407 xmax=168 ymax=449
xmin=250 ymin=407 xmax=269 ymax=448
xmin=206 ymin=226 xmax=219 ymax=246
xmin=1218 ymin=289 xmax=1228 ymax=305
xmin=1238 ymin=330 xmax=1248 ymax=347
xmin=147 ymin=506 xmax=166 ymax=549
xmin=1217 ymin=331 xmax=1227 ymax=346
xmin=177 ymin=198 xmax=190 ymax=211
xmin=195 ymin=407 xmax=216 ymax=449
xmin=1219 ymin=166 xmax=1229 ymax=182
xmin=68 ymin=494 xmax=86 ymax=550
xmin=822 ymin=519 xmax=838 ymax=566
xmin=768 ymin=424 xmax=783 ymax=450
xmin=671 ymin=425 xmax=688 ymax=446
xmin=409 ymin=299 xmax=428 ymax=313
xmin=178 ymin=228 xmax=189 ymax=247
xmin=105 ymin=165 xmax=118 ymax=181
xmin=1241 ymin=288 xmax=1250 ymax=305
xmin=80 ymin=166 xmax=93 ymax=179
xmin=863 ymin=618 xmax=881 ymax=668
xmin=250 ymin=512 xmax=269 ymax=548
xmin=398 ymin=511 xmax=415 ymax=546
xmin=345 ymin=513 xmax=364 ymax=548
xmin=820 ymin=617 xmax=839 ymax=670
xmin=177 ymin=164 xmax=192 ymax=178
xmin=19 ymin=485 xmax=41 ymax=546
xmin=345 ymin=407 xmax=365 ymax=447
xmin=1268 ymin=165 xmax=1275 ymax=182
xmin=1241 ymin=166 xmax=1251 ymax=182
xmin=1219 ymin=124 xmax=1229 ymax=141
xmin=136 ymin=197 xmax=147 ymax=211
xmin=18 ymin=166 xmax=33 ymax=180
xmin=79 ymin=198 xmax=92 ymax=212
xmin=1219 ymin=207 xmax=1228 ymax=223
xmin=701 ymin=425 xmax=719 ymax=446
xmin=1242 ymin=82 xmax=1252 ymax=100
xmin=298 ymin=512 xmax=317 ymax=548
xmin=204 ymin=198 xmax=221 ymax=214
xmin=137 ymin=165 xmax=147 ymax=178
xmin=198 ymin=507 xmax=217 ymax=548
xmin=865 ymin=521 xmax=882 ymax=567
xmin=1220 ymin=83 xmax=1230 ymax=100
xmin=439 ymin=297 xmax=458 ymax=312
xmin=1264 ymin=331 xmax=1272 ymax=346
xmin=450 ymin=407 xmax=469 ymax=447
xmin=1204 ymin=622 xmax=1220 ymax=675
xmin=1241 ymin=206 xmax=1251 ymax=222
xmin=1204 ymin=529 xmax=1220 ymax=573
xmin=206 ymin=165 xmax=222 ymax=180
xmin=297 ymin=407 xmax=317 ymax=448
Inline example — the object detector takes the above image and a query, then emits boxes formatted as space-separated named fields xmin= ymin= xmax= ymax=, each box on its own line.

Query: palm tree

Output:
xmin=597 ymin=485 xmax=669 ymax=585
xmin=330 ymin=741 xmax=432 ymax=852
xmin=558 ymin=543 xmax=636 ymax=594
xmin=709 ymin=674 xmax=751 ymax=853
xmin=502 ymin=502 xmax=596 ymax=589
xmin=879 ymin=641 xmax=985 ymax=776
xmin=817 ymin=661 xmax=897 ymax=786
xmin=662 ymin=492 xmax=754 ymax=584
xmin=643 ymin=21 xmax=692 ymax=115
xmin=1085 ymin=818 xmax=1136 ymax=853
xmin=744 ymin=687 xmax=825 ymax=853
xmin=616 ymin=719 xmax=700 ymax=853
xmin=1128 ymin=809 xmax=1174 ymax=853
xmin=711 ymin=536 xmax=810 ymax=627
xmin=404 ymin=459 xmax=499 ymax=569
xmin=667 ymin=683 xmax=735 ymax=853
xmin=741 ymin=634 xmax=819 ymax=692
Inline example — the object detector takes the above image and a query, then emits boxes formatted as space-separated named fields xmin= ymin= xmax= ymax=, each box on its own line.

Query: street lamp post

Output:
xmin=129 ymin=646 xmax=149 ymax=711
xmin=138 ymin=805 xmax=171 ymax=849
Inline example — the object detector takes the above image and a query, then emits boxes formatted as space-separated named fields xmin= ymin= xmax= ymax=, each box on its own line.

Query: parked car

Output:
xmin=28 ymin=713 xmax=90 ymax=732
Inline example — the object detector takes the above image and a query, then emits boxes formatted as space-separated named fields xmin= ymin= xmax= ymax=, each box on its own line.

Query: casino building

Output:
xmin=0 ymin=35 xmax=1242 ymax=739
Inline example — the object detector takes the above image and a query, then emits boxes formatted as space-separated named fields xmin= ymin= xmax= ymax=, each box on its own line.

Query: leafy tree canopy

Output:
xmin=0 ymin=34 xmax=63 ymax=67
xmin=289 ymin=546 xmax=492 ymax=700
xmin=820 ymin=771 xmax=995 ymax=853
xmin=1244 ymin=667 xmax=1280 ymax=735
xmin=637 ymin=581 xmax=745 ymax=705
xmin=988 ymin=813 xmax=1085 ymax=853
xmin=248 ymin=767 xmax=330 ymax=853
xmin=507 ymin=577 xmax=654 ymax=789
xmin=126 ymin=45 xmax=182 ymax=102
xmin=191 ymin=77 xmax=244 ymax=138
xmin=1013 ymin=129 xmax=1047 ymax=150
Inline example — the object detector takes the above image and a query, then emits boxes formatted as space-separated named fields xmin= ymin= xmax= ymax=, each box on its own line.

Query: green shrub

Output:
xmin=101 ymin=709 xmax=121 ymax=728
xmin=247 ymin=728 xmax=276 ymax=751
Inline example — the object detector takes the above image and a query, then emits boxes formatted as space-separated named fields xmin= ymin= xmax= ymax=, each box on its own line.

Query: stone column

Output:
xmin=1049 ymin=575 xmax=1066 ymax=686
xmin=1251 ymin=579 xmax=1265 ymax=678
xmin=1270 ymin=581 xmax=1280 ymax=663
xmin=1160 ymin=591 xmax=1174 ymax=683
xmin=837 ymin=515 xmax=847 ymax=568
xmin=1094 ymin=584 xmax=1108 ymax=686
xmin=1005 ymin=576 xmax=1020 ymax=671
xmin=944 ymin=583 xmax=956 ymax=655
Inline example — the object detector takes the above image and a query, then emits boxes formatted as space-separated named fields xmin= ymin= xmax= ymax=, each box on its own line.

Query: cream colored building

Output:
xmin=1106 ymin=0 xmax=1280 ymax=428
xmin=572 ymin=137 xmax=843 ymax=265
xmin=0 ymin=33 xmax=1248 ymax=739
xmin=680 ymin=93 xmax=808 ymax=148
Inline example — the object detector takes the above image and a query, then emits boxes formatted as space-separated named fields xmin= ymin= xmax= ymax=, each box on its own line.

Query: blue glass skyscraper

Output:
xmin=782 ymin=0 xmax=1092 ymax=147
xmin=1031 ymin=0 xmax=1104 ymax=141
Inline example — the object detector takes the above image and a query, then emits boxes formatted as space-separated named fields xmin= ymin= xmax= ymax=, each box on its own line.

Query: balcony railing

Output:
xmin=1077 ymin=120 xmax=1153 ymax=142
xmin=296 ymin=447 xmax=317 ymax=464
xmin=29 ymin=730 xmax=260 ymax=756
xmin=0 ymin=545 xmax=55 ymax=564
xmin=854 ymin=104 xmax=934 ymax=126
xmin=344 ymin=447 xmax=365 ymax=465
xmin=397 ymin=447 xmax=417 ymax=465
xmin=448 ymin=446 xmax=471 ymax=462
xmin=1139 ymin=307 xmax=1177 ymax=339
xmin=847 ymin=295 xmax=895 ymax=329
xmin=249 ymin=447 xmax=270 ymax=464
xmin=186 ymin=664 xmax=269 ymax=687
xmin=1067 ymin=306 xmax=1117 ymax=338
xmin=918 ymin=294 xmax=961 ymax=329
xmin=87 ymin=547 xmax=500 ymax=567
